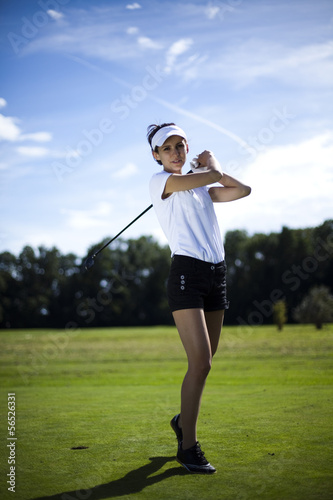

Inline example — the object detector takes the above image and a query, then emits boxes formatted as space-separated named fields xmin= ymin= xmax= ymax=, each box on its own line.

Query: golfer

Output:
xmin=148 ymin=123 xmax=251 ymax=474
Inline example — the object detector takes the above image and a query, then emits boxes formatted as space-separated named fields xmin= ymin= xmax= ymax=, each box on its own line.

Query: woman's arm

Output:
xmin=197 ymin=150 xmax=251 ymax=202
xmin=163 ymin=150 xmax=222 ymax=197
xmin=163 ymin=150 xmax=251 ymax=202
xmin=164 ymin=170 xmax=221 ymax=197
xmin=209 ymin=173 xmax=251 ymax=202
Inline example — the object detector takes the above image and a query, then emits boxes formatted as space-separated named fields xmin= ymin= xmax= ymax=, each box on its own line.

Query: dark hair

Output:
xmin=147 ymin=122 xmax=176 ymax=165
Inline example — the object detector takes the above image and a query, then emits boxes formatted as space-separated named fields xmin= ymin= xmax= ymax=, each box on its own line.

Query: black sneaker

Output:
xmin=177 ymin=441 xmax=216 ymax=474
xmin=170 ymin=414 xmax=183 ymax=444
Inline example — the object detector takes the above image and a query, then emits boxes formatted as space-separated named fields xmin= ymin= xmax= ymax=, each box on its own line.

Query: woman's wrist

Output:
xmin=208 ymin=155 xmax=222 ymax=174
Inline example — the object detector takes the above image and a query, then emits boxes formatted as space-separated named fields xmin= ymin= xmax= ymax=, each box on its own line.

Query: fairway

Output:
xmin=0 ymin=324 xmax=332 ymax=500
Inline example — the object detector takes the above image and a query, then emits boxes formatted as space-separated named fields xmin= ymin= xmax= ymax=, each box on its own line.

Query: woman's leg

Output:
xmin=204 ymin=309 xmax=225 ymax=356
xmin=172 ymin=308 xmax=213 ymax=450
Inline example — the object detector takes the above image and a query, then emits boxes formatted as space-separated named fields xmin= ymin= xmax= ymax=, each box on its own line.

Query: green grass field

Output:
xmin=0 ymin=324 xmax=332 ymax=500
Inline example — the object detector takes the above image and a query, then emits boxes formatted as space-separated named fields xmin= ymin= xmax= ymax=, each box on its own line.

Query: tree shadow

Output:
xmin=32 ymin=455 xmax=188 ymax=500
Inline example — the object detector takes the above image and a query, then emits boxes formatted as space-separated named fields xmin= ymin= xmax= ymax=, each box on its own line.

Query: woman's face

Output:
xmin=153 ymin=135 xmax=188 ymax=173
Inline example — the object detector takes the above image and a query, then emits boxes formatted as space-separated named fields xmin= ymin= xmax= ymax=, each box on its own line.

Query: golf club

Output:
xmin=83 ymin=204 xmax=153 ymax=271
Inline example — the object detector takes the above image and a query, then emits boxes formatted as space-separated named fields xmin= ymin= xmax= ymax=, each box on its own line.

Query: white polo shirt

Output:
xmin=149 ymin=170 xmax=225 ymax=264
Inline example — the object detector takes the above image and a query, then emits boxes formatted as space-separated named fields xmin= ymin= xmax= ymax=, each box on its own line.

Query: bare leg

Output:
xmin=173 ymin=308 xmax=224 ymax=450
xmin=205 ymin=309 xmax=225 ymax=356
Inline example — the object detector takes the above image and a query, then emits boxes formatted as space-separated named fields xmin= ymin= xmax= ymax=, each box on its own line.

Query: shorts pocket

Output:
xmin=167 ymin=271 xmax=187 ymax=297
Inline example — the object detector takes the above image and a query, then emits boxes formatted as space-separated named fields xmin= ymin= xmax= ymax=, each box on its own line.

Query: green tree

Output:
xmin=1 ymin=220 xmax=332 ymax=328
xmin=0 ymin=251 xmax=18 ymax=327
xmin=69 ymin=235 xmax=171 ymax=328
xmin=293 ymin=285 xmax=333 ymax=329
xmin=273 ymin=300 xmax=287 ymax=331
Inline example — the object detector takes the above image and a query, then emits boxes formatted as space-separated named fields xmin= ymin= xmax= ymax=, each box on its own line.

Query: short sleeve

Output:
xmin=149 ymin=171 xmax=172 ymax=206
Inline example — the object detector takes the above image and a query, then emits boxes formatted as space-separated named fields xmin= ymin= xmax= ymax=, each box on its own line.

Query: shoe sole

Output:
xmin=176 ymin=458 xmax=216 ymax=474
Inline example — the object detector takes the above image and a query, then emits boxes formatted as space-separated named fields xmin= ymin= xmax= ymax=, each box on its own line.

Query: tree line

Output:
xmin=0 ymin=220 xmax=332 ymax=329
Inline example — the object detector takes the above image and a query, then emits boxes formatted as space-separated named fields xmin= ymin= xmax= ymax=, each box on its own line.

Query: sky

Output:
xmin=0 ymin=0 xmax=332 ymax=258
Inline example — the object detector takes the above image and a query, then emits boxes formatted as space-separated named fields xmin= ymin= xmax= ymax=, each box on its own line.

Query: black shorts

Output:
xmin=167 ymin=255 xmax=230 ymax=313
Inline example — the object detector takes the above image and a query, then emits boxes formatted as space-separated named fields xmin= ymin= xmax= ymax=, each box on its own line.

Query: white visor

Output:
xmin=151 ymin=125 xmax=187 ymax=150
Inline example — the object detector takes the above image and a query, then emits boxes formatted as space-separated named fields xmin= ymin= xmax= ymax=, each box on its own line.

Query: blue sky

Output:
xmin=1 ymin=0 xmax=332 ymax=257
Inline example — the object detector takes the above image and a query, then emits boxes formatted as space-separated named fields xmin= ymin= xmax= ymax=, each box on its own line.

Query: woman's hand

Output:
xmin=197 ymin=150 xmax=215 ymax=167
xmin=192 ymin=151 xmax=223 ymax=176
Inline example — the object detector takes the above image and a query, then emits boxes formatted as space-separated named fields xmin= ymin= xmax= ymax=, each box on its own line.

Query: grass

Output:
xmin=0 ymin=324 xmax=332 ymax=500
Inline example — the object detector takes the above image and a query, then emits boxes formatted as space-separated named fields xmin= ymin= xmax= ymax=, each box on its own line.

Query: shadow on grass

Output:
xmin=32 ymin=455 xmax=188 ymax=500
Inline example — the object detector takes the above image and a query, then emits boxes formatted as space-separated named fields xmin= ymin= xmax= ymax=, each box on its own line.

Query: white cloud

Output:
xmin=112 ymin=162 xmax=138 ymax=179
xmin=251 ymin=133 xmax=333 ymax=202
xmin=24 ymin=28 xmax=143 ymax=62
xmin=205 ymin=1 xmax=237 ymax=20
xmin=205 ymin=5 xmax=220 ymax=20
xmin=216 ymin=132 xmax=333 ymax=234
xmin=169 ymin=52 xmax=208 ymax=82
xmin=47 ymin=9 xmax=64 ymax=21
xmin=165 ymin=38 xmax=194 ymax=74
xmin=19 ymin=132 xmax=52 ymax=142
xmin=0 ymin=98 xmax=7 ymax=109
xmin=127 ymin=26 xmax=139 ymax=35
xmin=126 ymin=3 xmax=141 ymax=9
xmin=14 ymin=4 xmax=333 ymax=91
xmin=247 ymin=40 xmax=333 ymax=86
xmin=16 ymin=146 xmax=50 ymax=158
xmin=138 ymin=36 xmax=163 ymax=50
xmin=251 ymin=131 xmax=333 ymax=173
xmin=61 ymin=202 xmax=113 ymax=229
xmin=0 ymin=114 xmax=21 ymax=141
xmin=202 ymin=39 xmax=333 ymax=88
xmin=0 ymin=104 xmax=53 ymax=169
xmin=0 ymin=109 xmax=52 ymax=144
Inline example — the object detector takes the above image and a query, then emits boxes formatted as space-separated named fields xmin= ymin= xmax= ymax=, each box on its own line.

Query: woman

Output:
xmin=148 ymin=123 xmax=251 ymax=474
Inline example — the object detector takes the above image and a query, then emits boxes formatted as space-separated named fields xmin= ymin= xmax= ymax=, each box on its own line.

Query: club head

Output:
xmin=83 ymin=255 xmax=95 ymax=272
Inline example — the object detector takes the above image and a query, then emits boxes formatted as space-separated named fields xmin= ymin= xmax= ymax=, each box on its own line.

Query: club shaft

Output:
xmin=93 ymin=204 xmax=153 ymax=257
